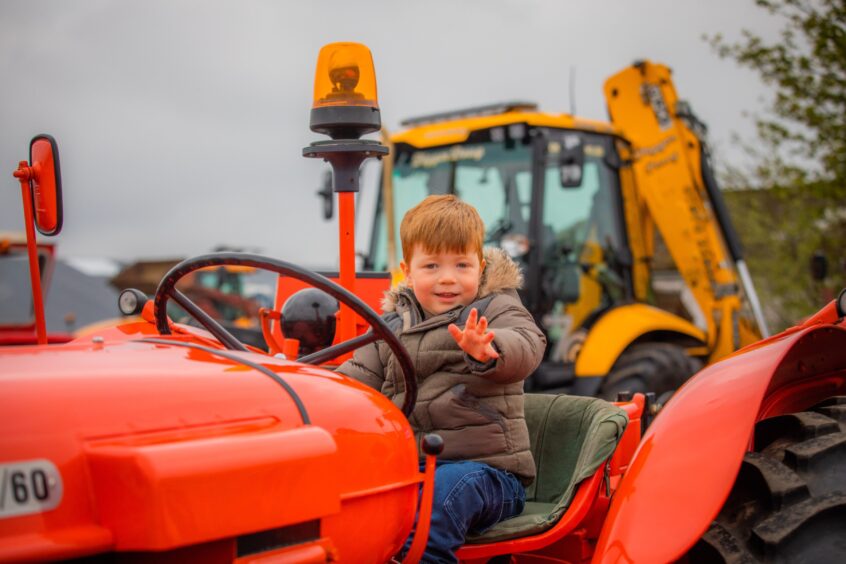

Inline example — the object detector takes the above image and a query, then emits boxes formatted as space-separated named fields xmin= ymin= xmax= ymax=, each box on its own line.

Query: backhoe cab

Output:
xmin=364 ymin=61 xmax=769 ymax=399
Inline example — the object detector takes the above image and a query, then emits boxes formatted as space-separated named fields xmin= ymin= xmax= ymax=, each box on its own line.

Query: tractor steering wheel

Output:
xmin=153 ymin=252 xmax=417 ymax=416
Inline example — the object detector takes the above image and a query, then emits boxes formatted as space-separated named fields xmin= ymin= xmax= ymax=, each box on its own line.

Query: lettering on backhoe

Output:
xmin=411 ymin=145 xmax=485 ymax=168
xmin=633 ymin=134 xmax=677 ymax=158
xmin=644 ymin=152 xmax=679 ymax=173
xmin=0 ymin=459 xmax=63 ymax=519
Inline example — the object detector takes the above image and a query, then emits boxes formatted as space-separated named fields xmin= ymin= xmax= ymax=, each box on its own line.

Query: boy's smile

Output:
xmin=401 ymin=244 xmax=485 ymax=316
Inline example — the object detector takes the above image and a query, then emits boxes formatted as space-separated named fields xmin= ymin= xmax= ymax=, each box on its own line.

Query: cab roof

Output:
xmin=390 ymin=101 xmax=620 ymax=149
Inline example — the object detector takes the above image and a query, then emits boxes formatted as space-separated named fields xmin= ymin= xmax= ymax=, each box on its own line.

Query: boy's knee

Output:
xmin=434 ymin=463 xmax=504 ymax=533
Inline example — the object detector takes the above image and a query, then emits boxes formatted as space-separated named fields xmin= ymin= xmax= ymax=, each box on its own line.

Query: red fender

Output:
xmin=592 ymin=319 xmax=846 ymax=563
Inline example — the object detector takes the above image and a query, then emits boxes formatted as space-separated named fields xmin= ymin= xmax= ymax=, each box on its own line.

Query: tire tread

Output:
xmin=688 ymin=396 xmax=846 ymax=563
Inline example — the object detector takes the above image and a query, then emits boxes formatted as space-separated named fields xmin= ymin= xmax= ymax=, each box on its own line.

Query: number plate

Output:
xmin=0 ymin=460 xmax=63 ymax=519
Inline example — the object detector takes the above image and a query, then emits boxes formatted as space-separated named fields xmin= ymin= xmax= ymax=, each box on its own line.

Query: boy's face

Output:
xmin=400 ymin=244 xmax=485 ymax=315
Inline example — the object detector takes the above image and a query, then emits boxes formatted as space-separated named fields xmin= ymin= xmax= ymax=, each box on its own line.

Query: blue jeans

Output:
xmin=403 ymin=460 xmax=526 ymax=563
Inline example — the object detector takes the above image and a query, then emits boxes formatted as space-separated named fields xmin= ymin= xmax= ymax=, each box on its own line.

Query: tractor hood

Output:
xmin=0 ymin=332 xmax=418 ymax=561
xmin=593 ymin=321 xmax=846 ymax=563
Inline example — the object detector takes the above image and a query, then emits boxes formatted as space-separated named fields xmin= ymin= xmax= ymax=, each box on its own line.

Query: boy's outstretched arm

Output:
xmin=449 ymin=305 xmax=546 ymax=385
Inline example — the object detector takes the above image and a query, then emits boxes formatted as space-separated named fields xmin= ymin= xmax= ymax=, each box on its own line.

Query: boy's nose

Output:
xmin=437 ymin=268 xmax=456 ymax=283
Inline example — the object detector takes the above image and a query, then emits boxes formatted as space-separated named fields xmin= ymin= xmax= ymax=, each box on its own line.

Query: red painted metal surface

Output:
xmin=458 ymin=468 xmax=604 ymax=561
xmin=456 ymin=397 xmax=644 ymax=562
xmin=0 ymin=330 xmax=73 ymax=346
xmin=592 ymin=322 xmax=846 ymax=563
xmin=235 ymin=538 xmax=338 ymax=563
xmin=271 ymin=271 xmax=391 ymax=358
xmin=0 ymin=325 xmax=422 ymax=562
xmin=405 ymin=451 xmax=438 ymax=562
xmin=273 ymin=272 xmax=390 ymax=326
xmin=337 ymin=191 xmax=357 ymax=345
xmin=28 ymin=138 xmax=61 ymax=235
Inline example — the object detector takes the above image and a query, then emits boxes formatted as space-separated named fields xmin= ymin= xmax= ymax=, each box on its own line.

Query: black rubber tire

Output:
xmin=687 ymin=396 xmax=846 ymax=563
xmin=598 ymin=343 xmax=701 ymax=401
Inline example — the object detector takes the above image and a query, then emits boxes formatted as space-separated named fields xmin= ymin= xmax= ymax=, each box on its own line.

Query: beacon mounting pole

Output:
xmin=303 ymin=43 xmax=389 ymax=344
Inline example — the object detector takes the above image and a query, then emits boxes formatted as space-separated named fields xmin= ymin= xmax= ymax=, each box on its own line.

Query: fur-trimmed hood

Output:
xmin=381 ymin=247 xmax=524 ymax=313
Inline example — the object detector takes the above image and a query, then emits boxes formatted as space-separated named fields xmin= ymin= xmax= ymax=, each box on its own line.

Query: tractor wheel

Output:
xmin=687 ymin=396 xmax=846 ymax=563
xmin=598 ymin=343 xmax=700 ymax=401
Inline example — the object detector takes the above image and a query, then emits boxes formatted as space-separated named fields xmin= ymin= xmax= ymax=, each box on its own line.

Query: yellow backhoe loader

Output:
xmin=337 ymin=60 xmax=768 ymax=400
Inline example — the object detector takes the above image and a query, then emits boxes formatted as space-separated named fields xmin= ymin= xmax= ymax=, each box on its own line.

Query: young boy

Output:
xmin=338 ymin=194 xmax=546 ymax=562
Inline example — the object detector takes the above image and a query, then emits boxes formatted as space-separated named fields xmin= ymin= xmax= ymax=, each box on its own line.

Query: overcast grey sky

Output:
xmin=1 ymin=0 xmax=779 ymax=269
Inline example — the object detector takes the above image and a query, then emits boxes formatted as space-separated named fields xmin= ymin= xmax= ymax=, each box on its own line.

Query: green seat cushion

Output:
xmin=468 ymin=394 xmax=628 ymax=543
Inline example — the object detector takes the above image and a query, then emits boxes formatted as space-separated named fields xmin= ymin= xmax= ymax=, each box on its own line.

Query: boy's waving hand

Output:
xmin=448 ymin=308 xmax=500 ymax=363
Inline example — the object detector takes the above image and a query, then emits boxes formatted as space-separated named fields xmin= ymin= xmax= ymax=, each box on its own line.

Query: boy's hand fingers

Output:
xmin=466 ymin=308 xmax=478 ymax=330
xmin=485 ymin=343 xmax=499 ymax=359
xmin=448 ymin=323 xmax=463 ymax=342
xmin=452 ymin=313 xmax=499 ymax=362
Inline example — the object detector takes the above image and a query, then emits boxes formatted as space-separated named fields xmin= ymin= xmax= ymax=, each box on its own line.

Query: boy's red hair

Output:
xmin=400 ymin=195 xmax=485 ymax=262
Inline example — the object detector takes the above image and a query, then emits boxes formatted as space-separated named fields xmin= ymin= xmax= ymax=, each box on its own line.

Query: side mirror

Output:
xmin=317 ymin=169 xmax=334 ymax=220
xmin=11 ymin=134 xmax=63 ymax=345
xmin=558 ymin=134 xmax=584 ymax=189
xmin=29 ymin=135 xmax=63 ymax=236
xmin=552 ymin=261 xmax=582 ymax=304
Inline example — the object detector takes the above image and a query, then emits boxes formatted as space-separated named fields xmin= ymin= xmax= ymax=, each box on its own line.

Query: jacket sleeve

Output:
xmin=467 ymin=292 xmax=546 ymax=384
xmin=335 ymin=341 xmax=386 ymax=391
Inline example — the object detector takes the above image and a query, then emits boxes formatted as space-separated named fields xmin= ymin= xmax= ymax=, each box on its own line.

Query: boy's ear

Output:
xmin=400 ymin=260 xmax=411 ymax=285
xmin=480 ymin=258 xmax=486 ymax=272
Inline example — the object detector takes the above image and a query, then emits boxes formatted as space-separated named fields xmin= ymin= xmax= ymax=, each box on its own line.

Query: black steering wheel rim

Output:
xmin=153 ymin=252 xmax=417 ymax=416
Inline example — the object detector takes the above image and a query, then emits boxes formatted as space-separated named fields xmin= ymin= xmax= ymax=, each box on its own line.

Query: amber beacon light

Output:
xmin=310 ymin=42 xmax=381 ymax=139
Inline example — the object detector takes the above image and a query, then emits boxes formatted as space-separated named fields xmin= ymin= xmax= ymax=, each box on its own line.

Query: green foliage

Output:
xmin=709 ymin=0 xmax=846 ymax=328
xmin=723 ymin=187 xmax=840 ymax=329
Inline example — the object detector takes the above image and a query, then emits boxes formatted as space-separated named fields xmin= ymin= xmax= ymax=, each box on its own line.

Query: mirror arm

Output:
xmin=303 ymin=140 xmax=389 ymax=345
xmin=13 ymin=161 xmax=48 ymax=345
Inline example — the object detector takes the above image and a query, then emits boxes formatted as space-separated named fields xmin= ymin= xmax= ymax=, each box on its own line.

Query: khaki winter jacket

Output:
xmin=337 ymin=248 xmax=546 ymax=484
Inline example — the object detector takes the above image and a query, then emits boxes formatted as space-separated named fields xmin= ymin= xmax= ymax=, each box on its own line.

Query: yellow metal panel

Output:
xmin=565 ymin=269 xmax=603 ymax=331
xmin=391 ymin=111 xmax=617 ymax=148
xmin=574 ymin=304 xmax=706 ymax=377
xmin=616 ymin=142 xmax=651 ymax=302
xmin=603 ymin=61 xmax=741 ymax=349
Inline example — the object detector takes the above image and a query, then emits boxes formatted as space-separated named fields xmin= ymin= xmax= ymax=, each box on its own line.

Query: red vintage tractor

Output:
xmin=1 ymin=43 xmax=844 ymax=563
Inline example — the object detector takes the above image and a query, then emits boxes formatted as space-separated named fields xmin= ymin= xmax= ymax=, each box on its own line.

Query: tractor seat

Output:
xmin=467 ymin=394 xmax=628 ymax=543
